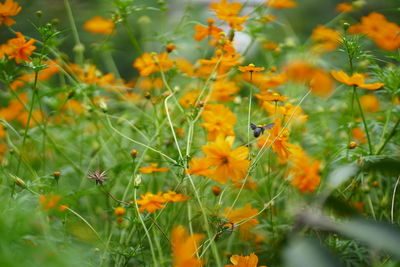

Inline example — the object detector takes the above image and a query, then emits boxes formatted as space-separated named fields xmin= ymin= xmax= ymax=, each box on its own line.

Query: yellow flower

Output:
xmin=222 ymin=204 xmax=259 ymax=239
xmin=336 ymin=2 xmax=353 ymax=12
xmin=238 ymin=63 xmax=265 ymax=73
xmin=136 ymin=192 xmax=167 ymax=213
xmin=331 ymin=70 xmax=384 ymax=90
xmin=265 ymin=0 xmax=297 ymax=9
xmin=0 ymin=0 xmax=21 ymax=26
xmin=171 ymin=226 xmax=203 ymax=267
xmin=114 ymin=207 xmax=126 ymax=216
xmin=201 ymin=136 xmax=250 ymax=184
xmin=84 ymin=16 xmax=115 ymax=35
xmin=4 ymin=32 xmax=36 ymax=63
xmin=360 ymin=94 xmax=380 ymax=113
xmin=139 ymin=163 xmax=169 ymax=174
xmin=225 ymin=253 xmax=266 ymax=267
xmin=200 ymin=104 xmax=236 ymax=140
xmin=133 ymin=52 xmax=174 ymax=76
xmin=288 ymin=144 xmax=321 ymax=194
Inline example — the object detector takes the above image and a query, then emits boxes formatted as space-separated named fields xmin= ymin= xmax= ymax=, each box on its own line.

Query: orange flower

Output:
xmin=175 ymin=58 xmax=195 ymax=77
xmin=360 ymin=94 xmax=380 ymax=113
xmin=257 ymin=118 xmax=291 ymax=163
xmin=225 ymin=253 xmax=266 ymax=267
xmin=179 ymin=89 xmax=201 ymax=108
xmin=336 ymin=2 xmax=353 ymax=12
xmin=133 ymin=52 xmax=174 ymax=76
xmin=194 ymin=18 xmax=222 ymax=41
xmin=39 ymin=194 xmax=67 ymax=211
xmin=171 ymin=226 xmax=203 ymax=267
xmin=288 ymin=145 xmax=321 ymax=194
xmin=331 ymin=70 xmax=384 ymax=90
xmin=265 ymin=0 xmax=297 ymax=9
xmin=114 ymin=206 xmax=126 ymax=216
xmin=197 ymin=52 xmax=242 ymax=76
xmin=186 ymin=157 xmax=213 ymax=177
xmin=255 ymin=90 xmax=288 ymax=102
xmin=200 ymin=104 xmax=236 ymax=140
xmin=162 ymin=191 xmax=189 ymax=202
xmin=311 ymin=25 xmax=341 ymax=52
xmin=11 ymin=60 xmax=60 ymax=90
xmin=309 ymin=69 xmax=334 ymax=97
xmin=0 ymin=0 xmax=21 ymax=26
xmin=210 ymin=79 xmax=240 ymax=102
xmin=84 ymin=16 xmax=115 ymax=35
xmin=222 ymin=204 xmax=259 ymax=239
xmin=136 ymin=191 xmax=188 ymax=213
xmin=201 ymin=136 xmax=250 ymax=184
xmin=210 ymin=0 xmax=248 ymax=31
xmin=352 ymin=127 xmax=367 ymax=144
xmin=136 ymin=192 xmax=167 ymax=213
xmin=139 ymin=163 xmax=169 ymax=174
xmin=349 ymin=12 xmax=400 ymax=51
xmin=238 ymin=64 xmax=265 ymax=73
xmin=0 ymin=124 xmax=6 ymax=139
xmin=137 ymin=77 xmax=163 ymax=90
xmin=4 ymin=32 xmax=36 ymax=63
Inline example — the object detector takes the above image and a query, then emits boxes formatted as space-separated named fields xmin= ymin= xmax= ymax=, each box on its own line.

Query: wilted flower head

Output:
xmin=87 ymin=170 xmax=107 ymax=185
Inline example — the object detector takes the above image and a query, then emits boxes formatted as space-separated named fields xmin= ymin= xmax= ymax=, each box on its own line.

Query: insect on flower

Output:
xmin=250 ymin=123 xmax=275 ymax=138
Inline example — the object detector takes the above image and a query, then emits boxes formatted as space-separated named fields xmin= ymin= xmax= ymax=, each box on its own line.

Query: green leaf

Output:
xmin=284 ymin=237 xmax=342 ymax=267
xmin=327 ymin=164 xmax=359 ymax=190
xmin=333 ymin=219 xmax=400 ymax=259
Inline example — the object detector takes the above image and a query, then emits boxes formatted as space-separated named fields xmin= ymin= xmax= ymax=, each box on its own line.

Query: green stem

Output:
xmin=376 ymin=118 xmax=399 ymax=155
xmin=354 ymin=89 xmax=373 ymax=154
xmin=64 ymin=0 xmax=84 ymax=64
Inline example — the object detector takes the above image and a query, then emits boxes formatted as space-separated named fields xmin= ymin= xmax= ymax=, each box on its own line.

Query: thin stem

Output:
xmin=64 ymin=0 xmax=84 ymax=64
xmin=376 ymin=118 xmax=400 ymax=155
xmin=133 ymin=187 xmax=158 ymax=266
xmin=354 ymin=90 xmax=373 ymax=154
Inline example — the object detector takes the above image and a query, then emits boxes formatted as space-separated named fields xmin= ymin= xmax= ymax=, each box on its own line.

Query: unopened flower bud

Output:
xmin=212 ymin=185 xmax=221 ymax=196
xmin=348 ymin=141 xmax=357 ymax=149
xmin=11 ymin=175 xmax=27 ymax=189
xmin=53 ymin=171 xmax=60 ymax=181
xmin=114 ymin=206 xmax=126 ymax=216
xmin=36 ymin=10 xmax=43 ymax=18
xmin=130 ymin=149 xmax=139 ymax=158
xmin=134 ymin=175 xmax=142 ymax=187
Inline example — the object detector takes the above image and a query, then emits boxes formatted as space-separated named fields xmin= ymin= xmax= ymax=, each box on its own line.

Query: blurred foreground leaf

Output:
xmin=284 ymin=238 xmax=342 ymax=267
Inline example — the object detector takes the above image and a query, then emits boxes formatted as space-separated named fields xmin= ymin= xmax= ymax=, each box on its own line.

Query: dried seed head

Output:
xmin=87 ymin=170 xmax=107 ymax=185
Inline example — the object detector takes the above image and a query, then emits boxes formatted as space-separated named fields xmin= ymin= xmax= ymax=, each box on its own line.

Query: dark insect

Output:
xmin=250 ymin=123 xmax=275 ymax=138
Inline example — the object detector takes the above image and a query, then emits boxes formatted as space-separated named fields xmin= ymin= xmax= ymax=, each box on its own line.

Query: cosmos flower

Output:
xmin=194 ymin=18 xmax=222 ymax=41
xmin=0 ymin=0 xmax=21 ymax=26
xmin=133 ymin=52 xmax=174 ymax=76
xmin=200 ymin=104 xmax=236 ymax=140
xmin=265 ymin=0 xmax=297 ymax=9
xmin=139 ymin=163 xmax=169 ymax=174
xmin=336 ymin=2 xmax=353 ymax=12
xmin=84 ymin=16 xmax=115 ymax=35
xmin=331 ymin=70 xmax=384 ymax=90
xmin=288 ymin=144 xmax=321 ymax=194
xmin=4 ymin=32 xmax=36 ymax=63
xmin=238 ymin=64 xmax=265 ymax=73
xmin=225 ymin=253 xmax=266 ymax=267
xmin=136 ymin=191 xmax=188 ymax=213
xmin=171 ymin=226 xmax=203 ymax=267
xmin=222 ymin=204 xmax=259 ymax=239
xmin=39 ymin=194 xmax=68 ymax=211
xmin=201 ymin=136 xmax=250 ymax=184
xmin=349 ymin=12 xmax=400 ymax=51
